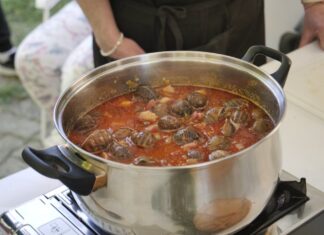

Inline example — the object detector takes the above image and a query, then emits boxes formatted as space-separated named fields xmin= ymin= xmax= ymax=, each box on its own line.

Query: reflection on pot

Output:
xmin=194 ymin=198 xmax=251 ymax=232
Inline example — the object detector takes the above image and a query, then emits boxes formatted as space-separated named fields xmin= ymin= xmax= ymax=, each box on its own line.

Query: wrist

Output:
xmin=94 ymin=28 xmax=119 ymax=47
xmin=100 ymin=32 xmax=124 ymax=57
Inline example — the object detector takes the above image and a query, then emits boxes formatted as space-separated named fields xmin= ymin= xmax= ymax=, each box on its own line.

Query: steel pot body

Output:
xmin=23 ymin=46 xmax=290 ymax=235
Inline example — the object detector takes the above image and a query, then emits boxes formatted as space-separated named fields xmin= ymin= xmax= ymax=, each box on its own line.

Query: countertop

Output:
xmin=1 ymin=42 xmax=324 ymax=214
xmin=260 ymin=42 xmax=324 ymax=191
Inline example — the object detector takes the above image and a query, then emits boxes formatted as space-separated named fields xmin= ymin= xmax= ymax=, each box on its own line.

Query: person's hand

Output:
xmin=300 ymin=2 xmax=324 ymax=49
xmin=110 ymin=37 xmax=145 ymax=59
xmin=98 ymin=33 xmax=145 ymax=59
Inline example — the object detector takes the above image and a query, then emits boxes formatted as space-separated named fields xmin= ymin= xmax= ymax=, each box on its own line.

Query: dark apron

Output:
xmin=93 ymin=0 xmax=265 ymax=67
xmin=0 ymin=1 xmax=12 ymax=52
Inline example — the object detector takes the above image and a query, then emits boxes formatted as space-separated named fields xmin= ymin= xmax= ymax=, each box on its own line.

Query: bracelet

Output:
xmin=301 ymin=0 xmax=323 ymax=4
xmin=100 ymin=33 xmax=124 ymax=57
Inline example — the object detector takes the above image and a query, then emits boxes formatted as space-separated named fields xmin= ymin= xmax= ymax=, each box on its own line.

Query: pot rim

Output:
xmin=54 ymin=50 xmax=286 ymax=171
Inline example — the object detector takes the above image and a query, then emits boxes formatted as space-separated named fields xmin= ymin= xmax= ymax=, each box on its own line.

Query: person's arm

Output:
xmin=76 ymin=0 xmax=145 ymax=59
xmin=300 ymin=1 xmax=324 ymax=49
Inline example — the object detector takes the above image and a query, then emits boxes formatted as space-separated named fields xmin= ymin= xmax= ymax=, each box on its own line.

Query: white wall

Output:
xmin=265 ymin=0 xmax=304 ymax=49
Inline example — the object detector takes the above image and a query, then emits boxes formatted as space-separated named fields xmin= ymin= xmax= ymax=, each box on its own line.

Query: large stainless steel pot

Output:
xmin=22 ymin=46 xmax=291 ymax=235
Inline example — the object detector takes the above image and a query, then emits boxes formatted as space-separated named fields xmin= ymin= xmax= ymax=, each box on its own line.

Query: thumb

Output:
xmin=299 ymin=27 xmax=316 ymax=47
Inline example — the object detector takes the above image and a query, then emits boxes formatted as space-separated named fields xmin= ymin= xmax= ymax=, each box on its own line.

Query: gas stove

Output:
xmin=1 ymin=171 xmax=324 ymax=235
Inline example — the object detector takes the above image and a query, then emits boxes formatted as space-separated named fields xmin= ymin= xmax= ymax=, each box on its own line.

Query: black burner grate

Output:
xmin=235 ymin=178 xmax=309 ymax=235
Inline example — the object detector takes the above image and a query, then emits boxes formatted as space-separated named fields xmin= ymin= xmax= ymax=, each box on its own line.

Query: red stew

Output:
xmin=68 ymin=85 xmax=274 ymax=166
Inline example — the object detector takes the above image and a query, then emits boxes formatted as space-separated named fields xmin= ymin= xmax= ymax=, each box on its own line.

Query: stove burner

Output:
xmin=236 ymin=178 xmax=309 ymax=235
xmin=0 ymin=176 xmax=313 ymax=235
xmin=63 ymin=178 xmax=309 ymax=235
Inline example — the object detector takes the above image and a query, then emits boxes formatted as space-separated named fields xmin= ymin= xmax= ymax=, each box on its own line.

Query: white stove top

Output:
xmin=260 ymin=42 xmax=324 ymax=192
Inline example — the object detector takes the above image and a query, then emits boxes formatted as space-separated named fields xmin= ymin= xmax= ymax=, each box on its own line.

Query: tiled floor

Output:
xmin=0 ymin=75 xmax=42 ymax=179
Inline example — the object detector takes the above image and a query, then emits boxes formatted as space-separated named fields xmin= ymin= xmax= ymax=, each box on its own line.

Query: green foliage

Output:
xmin=2 ymin=0 xmax=70 ymax=45
xmin=0 ymin=83 xmax=28 ymax=103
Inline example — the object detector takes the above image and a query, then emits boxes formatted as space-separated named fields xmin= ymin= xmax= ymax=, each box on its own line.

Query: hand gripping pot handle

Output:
xmin=22 ymin=146 xmax=105 ymax=196
xmin=242 ymin=45 xmax=292 ymax=87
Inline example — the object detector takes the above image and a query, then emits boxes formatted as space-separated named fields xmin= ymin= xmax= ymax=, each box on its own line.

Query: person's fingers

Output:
xmin=317 ymin=31 xmax=324 ymax=49
xmin=129 ymin=39 xmax=145 ymax=52
xmin=135 ymin=46 xmax=145 ymax=54
xmin=128 ymin=40 xmax=145 ymax=55
xmin=299 ymin=28 xmax=316 ymax=47
xmin=128 ymin=47 xmax=144 ymax=56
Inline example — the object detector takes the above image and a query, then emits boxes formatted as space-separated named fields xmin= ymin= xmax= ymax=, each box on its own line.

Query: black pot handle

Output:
xmin=22 ymin=146 xmax=95 ymax=196
xmin=242 ymin=45 xmax=292 ymax=87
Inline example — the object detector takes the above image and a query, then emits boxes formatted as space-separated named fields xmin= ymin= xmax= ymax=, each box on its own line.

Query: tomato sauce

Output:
xmin=68 ymin=85 xmax=274 ymax=166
